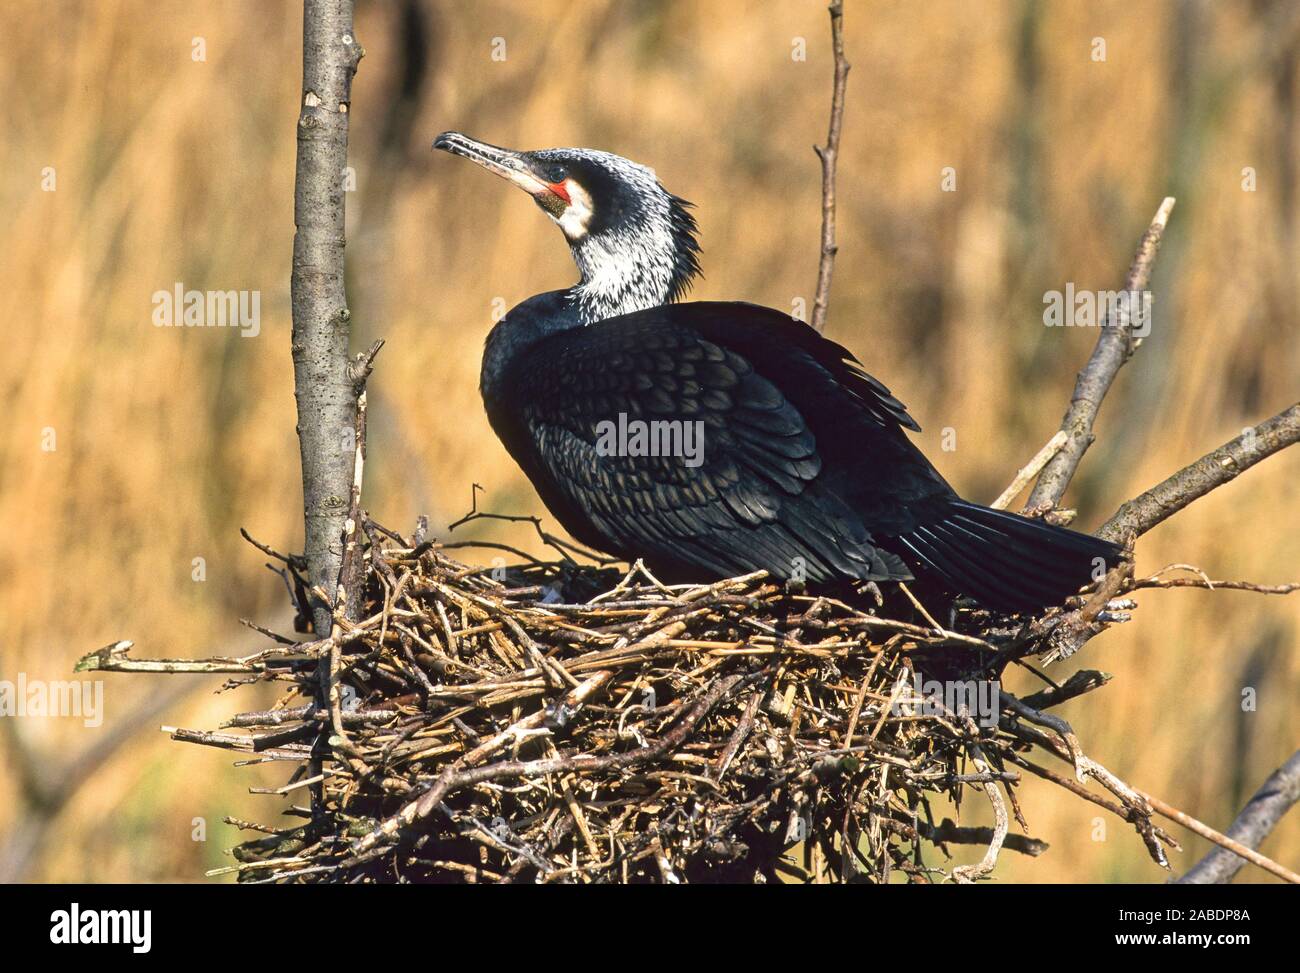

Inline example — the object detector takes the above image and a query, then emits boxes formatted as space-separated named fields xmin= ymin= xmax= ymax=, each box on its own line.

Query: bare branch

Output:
xmin=73 ymin=640 xmax=319 ymax=674
xmin=951 ymin=725 xmax=1008 ymax=883
xmin=809 ymin=0 xmax=849 ymax=334
xmin=1176 ymin=751 xmax=1300 ymax=884
xmin=1130 ymin=570 xmax=1299 ymax=596
xmin=1026 ymin=197 xmax=1176 ymax=509
xmin=1020 ymin=669 xmax=1112 ymax=710
xmin=922 ymin=819 xmax=1048 ymax=857
xmin=1026 ymin=407 xmax=1297 ymax=664
xmin=291 ymin=0 xmax=364 ymax=637
xmin=1100 ymin=402 xmax=1300 ymax=543
xmin=993 ymin=430 xmax=1067 ymax=510
xmin=1141 ymin=790 xmax=1300 ymax=885
xmin=1002 ymin=691 xmax=1175 ymax=866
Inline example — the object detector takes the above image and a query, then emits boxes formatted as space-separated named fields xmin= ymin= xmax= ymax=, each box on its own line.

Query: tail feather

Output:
xmin=896 ymin=530 xmax=1000 ymax=607
xmin=891 ymin=500 xmax=1125 ymax=613
xmin=945 ymin=510 xmax=1093 ymax=581
xmin=920 ymin=520 xmax=1070 ymax=608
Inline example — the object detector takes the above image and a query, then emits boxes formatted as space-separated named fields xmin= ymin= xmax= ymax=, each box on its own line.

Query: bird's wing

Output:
xmin=680 ymin=302 xmax=955 ymax=519
xmin=504 ymin=308 xmax=910 ymax=582
xmin=686 ymin=301 xmax=923 ymax=432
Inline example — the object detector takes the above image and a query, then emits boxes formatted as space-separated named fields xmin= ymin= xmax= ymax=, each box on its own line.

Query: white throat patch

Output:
xmin=553 ymin=178 xmax=594 ymax=241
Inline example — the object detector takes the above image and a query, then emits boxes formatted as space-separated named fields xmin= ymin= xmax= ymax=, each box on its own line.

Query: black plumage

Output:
xmin=435 ymin=132 xmax=1123 ymax=613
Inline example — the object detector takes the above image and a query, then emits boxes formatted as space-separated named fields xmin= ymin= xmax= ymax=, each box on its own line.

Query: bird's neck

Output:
xmin=567 ymin=230 xmax=696 ymax=324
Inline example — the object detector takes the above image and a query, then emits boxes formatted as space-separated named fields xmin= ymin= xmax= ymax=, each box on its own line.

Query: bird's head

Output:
xmin=434 ymin=132 xmax=701 ymax=323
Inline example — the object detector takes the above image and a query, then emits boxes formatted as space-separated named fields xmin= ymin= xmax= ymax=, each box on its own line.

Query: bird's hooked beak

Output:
xmin=433 ymin=131 xmax=570 ymax=216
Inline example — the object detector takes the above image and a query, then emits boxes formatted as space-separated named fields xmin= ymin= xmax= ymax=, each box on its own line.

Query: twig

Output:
xmin=923 ymin=819 xmax=1048 ymax=857
xmin=1019 ymin=669 xmax=1112 ymax=710
xmin=73 ymin=640 xmax=311 ymax=674
xmin=350 ymin=670 xmax=616 ymax=856
xmin=713 ymin=691 xmax=761 ymax=781
xmin=992 ymin=430 xmax=1068 ymax=510
xmin=1141 ymin=788 xmax=1300 ymax=885
xmin=1175 ymin=751 xmax=1300 ymax=885
xmin=809 ymin=0 xmax=849 ymax=334
xmin=1002 ymin=691 xmax=1173 ymax=867
xmin=1135 ymin=578 xmax=1300 ymax=595
xmin=1026 ymin=198 xmax=1176 ymax=509
xmin=1100 ymin=402 xmax=1300 ymax=543
xmin=449 ymin=483 xmax=614 ymax=565
xmin=951 ymin=723 xmax=1008 ymax=883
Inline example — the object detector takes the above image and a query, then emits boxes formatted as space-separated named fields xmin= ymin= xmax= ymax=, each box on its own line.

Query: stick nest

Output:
xmin=105 ymin=518 xmax=1181 ymax=884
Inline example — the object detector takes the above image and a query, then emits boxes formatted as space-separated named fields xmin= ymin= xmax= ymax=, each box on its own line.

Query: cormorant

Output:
xmin=433 ymin=132 xmax=1122 ymax=613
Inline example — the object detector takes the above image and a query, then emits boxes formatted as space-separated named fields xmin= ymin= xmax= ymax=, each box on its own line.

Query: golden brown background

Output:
xmin=1 ymin=0 xmax=1297 ymax=883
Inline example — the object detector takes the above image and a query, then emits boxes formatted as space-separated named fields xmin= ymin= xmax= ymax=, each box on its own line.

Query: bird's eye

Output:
xmin=545 ymin=165 xmax=567 ymax=183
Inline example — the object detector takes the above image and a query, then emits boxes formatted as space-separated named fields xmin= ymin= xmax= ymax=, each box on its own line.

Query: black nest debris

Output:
xmin=79 ymin=517 xmax=1178 ymax=883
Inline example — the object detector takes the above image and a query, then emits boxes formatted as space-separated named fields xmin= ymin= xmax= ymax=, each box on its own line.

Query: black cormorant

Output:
xmin=433 ymin=132 xmax=1122 ymax=613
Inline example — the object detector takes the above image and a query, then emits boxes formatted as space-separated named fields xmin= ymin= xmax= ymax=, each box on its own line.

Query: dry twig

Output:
xmin=810 ymin=0 xmax=849 ymax=334
xmin=1176 ymin=751 xmax=1300 ymax=885
xmin=1026 ymin=198 xmax=1176 ymax=510
xmin=1100 ymin=403 xmax=1300 ymax=543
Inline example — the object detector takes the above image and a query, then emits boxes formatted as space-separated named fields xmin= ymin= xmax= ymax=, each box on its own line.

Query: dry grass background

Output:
xmin=0 ymin=0 xmax=1296 ymax=883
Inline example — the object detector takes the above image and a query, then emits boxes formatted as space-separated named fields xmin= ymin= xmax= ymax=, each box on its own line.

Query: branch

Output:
xmin=1099 ymin=402 xmax=1300 ymax=543
xmin=992 ymin=430 xmax=1067 ymax=509
xmin=1176 ymin=751 xmax=1300 ymax=884
xmin=1026 ymin=197 xmax=1176 ymax=509
xmin=809 ymin=0 xmax=849 ymax=334
xmin=291 ymin=0 xmax=364 ymax=637
xmin=951 ymin=727 xmax=1009 ymax=883
xmin=1019 ymin=668 xmax=1112 ymax=710
xmin=73 ymin=640 xmax=314 ymax=673
xmin=922 ymin=819 xmax=1048 ymax=857
xmin=1001 ymin=691 xmax=1175 ymax=867
xmin=1006 ymin=692 xmax=1298 ymax=883
xmin=321 ymin=382 xmax=377 ymax=766
xmin=1025 ymin=407 xmax=1298 ymax=663
xmin=1138 ymin=796 xmax=1300 ymax=884
xmin=1141 ymin=791 xmax=1300 ymax=885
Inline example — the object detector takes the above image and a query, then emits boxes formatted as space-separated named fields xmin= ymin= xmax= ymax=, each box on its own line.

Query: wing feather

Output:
xmin=490 ymin=303 xmax=938 ymax=582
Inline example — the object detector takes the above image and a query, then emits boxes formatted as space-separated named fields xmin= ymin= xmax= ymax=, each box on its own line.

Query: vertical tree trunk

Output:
xmin=291 ymin=0 xmax=363 ymax=638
